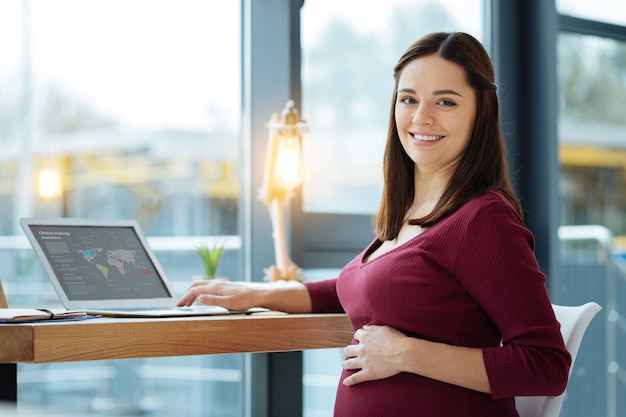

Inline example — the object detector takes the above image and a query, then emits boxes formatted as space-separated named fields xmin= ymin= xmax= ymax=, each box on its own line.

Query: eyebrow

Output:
xmin=398 ymin=88 xmax=463 ymax=97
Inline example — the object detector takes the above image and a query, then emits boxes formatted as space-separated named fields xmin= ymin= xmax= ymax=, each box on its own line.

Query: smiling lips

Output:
xmin=411 ymin=133 xmax=444 ymax=141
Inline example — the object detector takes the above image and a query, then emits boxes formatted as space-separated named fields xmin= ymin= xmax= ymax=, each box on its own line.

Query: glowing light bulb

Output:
xmin=274 ymin=135 xmax=303 ymax=191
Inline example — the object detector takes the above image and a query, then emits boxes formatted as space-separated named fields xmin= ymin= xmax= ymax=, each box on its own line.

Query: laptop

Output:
xmin=19 ymin=217 xmax=231 ymax=317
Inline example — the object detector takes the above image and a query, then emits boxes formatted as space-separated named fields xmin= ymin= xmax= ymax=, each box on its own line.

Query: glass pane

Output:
xmin=301 ymin=0 xmax=485 ymax=214
xmin=558 ymin=33 xmax=626 ymax=240
xmin=302 ymin=268 xmax=343 ymax=417
xmin=556 ymin=32 xmax=626 ymax=417
xmin=0 ymin=0 xmax=242 ymax=416
xmin=557 ymin=0 xmax=626 ymax=26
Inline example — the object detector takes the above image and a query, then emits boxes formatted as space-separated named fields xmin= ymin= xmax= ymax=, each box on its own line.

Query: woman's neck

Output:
xmin=409 ymin=172 xmax=449 ymax=219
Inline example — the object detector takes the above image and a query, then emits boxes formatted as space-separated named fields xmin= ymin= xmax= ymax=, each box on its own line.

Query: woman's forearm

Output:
xmin=400 ymin=337 xmax=491 ymax=393
xmin=255 ymin=280 xmax=313 ymax=313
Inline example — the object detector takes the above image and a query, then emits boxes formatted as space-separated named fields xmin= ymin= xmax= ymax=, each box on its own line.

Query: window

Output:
xmin=558 ymin=33 xmax=626 ymax=237
xmin=556 ymin=29 xmax=626 ymax=417
xmin=0 ymin=1 xmax=243 ymax=416
xmin=557 ymin=0 xmax=626 ymax=26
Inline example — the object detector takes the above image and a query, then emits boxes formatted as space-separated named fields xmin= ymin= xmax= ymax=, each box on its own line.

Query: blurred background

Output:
xmin=0 ymin=0 xmax=624 ymax=416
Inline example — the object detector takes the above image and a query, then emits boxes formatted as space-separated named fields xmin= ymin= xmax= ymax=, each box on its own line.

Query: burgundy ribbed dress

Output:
xmin=304 ymin=190 xmax=571 ymax=417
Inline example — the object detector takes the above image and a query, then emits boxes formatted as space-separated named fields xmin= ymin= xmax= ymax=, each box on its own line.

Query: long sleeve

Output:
xmin=451 ymin=196 xmax=571 ymax=398
xmin=303 ymin=278 xmax=344 ymax=313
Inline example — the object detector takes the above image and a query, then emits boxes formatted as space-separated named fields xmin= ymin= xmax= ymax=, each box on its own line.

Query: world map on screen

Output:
xmin=79 ymin=248 xmax=150 ymax=280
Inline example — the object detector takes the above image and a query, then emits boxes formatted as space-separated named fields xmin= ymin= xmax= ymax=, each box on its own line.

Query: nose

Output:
xmin=411 ymin=104 xmax=433 ymax=125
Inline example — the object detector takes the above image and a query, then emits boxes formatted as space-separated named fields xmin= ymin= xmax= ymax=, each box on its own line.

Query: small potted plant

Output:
xmin=195 ymin=239 xmax=227 ymax=279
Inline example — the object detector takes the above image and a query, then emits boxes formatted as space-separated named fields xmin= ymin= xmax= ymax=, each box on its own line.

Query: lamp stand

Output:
xmin=264 ymin=198 xmax=303 ymax=282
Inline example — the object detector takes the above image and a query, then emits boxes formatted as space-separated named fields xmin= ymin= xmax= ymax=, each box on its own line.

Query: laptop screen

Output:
xmin=27 ymin=224 xmax=172 ymax=301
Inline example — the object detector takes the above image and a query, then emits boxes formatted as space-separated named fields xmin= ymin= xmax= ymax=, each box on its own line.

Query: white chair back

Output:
xmin=515 ymin=302 xmax=602 ymax=417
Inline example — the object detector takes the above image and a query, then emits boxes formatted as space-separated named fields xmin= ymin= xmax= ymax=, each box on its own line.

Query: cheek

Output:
xmin=395 ymin=107 xmax=411 ymax=130
xmin=457 ymin=114 xmax=476 ymax=146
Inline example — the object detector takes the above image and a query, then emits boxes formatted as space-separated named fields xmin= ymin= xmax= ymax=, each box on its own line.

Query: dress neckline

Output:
xmin=361 ymin=225 xmax=428 ymax=264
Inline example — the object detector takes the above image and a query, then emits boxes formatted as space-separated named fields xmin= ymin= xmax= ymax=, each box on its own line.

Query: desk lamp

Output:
xmin=259 ymin=100 xmax=307 ymax=281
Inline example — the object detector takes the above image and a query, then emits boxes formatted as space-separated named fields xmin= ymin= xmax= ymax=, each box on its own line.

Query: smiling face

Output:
xmin=395 ymin=54 xmax=477 ymax=179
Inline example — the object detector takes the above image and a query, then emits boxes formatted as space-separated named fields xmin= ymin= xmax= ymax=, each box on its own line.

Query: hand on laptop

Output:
xmin=177 ymin=278 xmax=312 ymax=313
xmin=177 ymin=278 xmax=261 ymax=310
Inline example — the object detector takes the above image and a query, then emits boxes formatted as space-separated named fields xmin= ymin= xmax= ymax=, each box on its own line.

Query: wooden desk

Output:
xmin=0 ymin=312 xmax=353 ymax=364
xmin=0 ymin=312 xmax=353 ymax=406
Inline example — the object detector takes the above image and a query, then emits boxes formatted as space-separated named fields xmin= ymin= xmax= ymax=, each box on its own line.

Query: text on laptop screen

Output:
xmin=28 ymin=225 xmax=172 ymax=301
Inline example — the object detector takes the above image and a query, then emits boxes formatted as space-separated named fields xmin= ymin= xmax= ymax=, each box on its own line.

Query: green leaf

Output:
xmin=195 ymin=240 xmax=226 ymax=278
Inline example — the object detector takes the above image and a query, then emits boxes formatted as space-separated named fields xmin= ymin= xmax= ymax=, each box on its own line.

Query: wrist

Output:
xmin=397 ymin=336 xmax=426 ymax=374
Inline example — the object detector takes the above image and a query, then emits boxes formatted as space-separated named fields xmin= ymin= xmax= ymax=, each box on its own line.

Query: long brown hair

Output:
xmin=374 ymin=32 xmax=522 ymax=240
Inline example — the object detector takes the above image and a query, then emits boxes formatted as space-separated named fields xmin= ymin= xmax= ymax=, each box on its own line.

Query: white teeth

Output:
xmin=412 ymin=134 xmax=443 ymax=141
